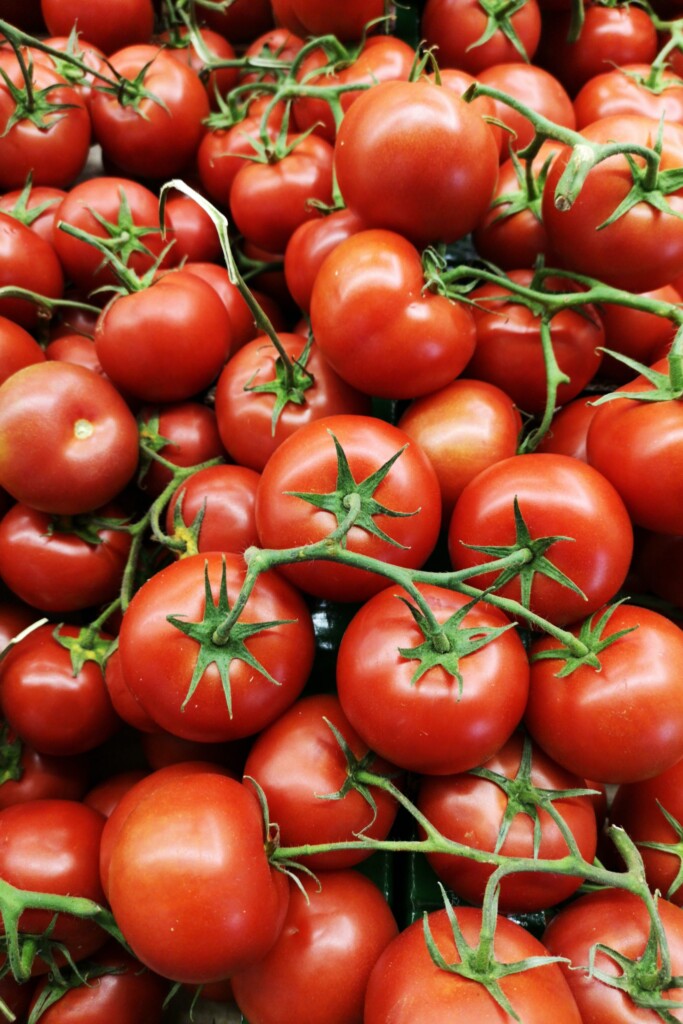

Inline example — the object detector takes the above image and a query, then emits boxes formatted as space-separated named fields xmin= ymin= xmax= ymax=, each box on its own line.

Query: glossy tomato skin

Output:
xmin=448 ymin=453 xmax=634 ymax=627
xmin=0 ymin=623 xmax=121 ymax=757
xmin=573 ymin=64 xmax=683 ymax=131
xmin=476 ymin=63 xmax=576 ymax=154
xmin=0 ymin=316 xmax=45 ymax=386
xmin=0 ymin=736 xmax=89 ymax=809
xmin=232 ymin=870 xmax=399 ymax=1024
xmin=0 ymin=362 xmax=139 ymax=516
xmin=284 ymin=208 xmax=366 ymax=314
xmin=0 ymin=799 xmax=107 ymax=973
xmin=94 ymin=269 xmax=231 ymax=403
xmin=543 ymin=889 xmax=683 ymax=1023
xmin=278 ymin=0 xmax=384 ymax=41
xmin=0 ymin=212 xmax=64 ymax=329
xmin=165 ymin=464 xmax=260 ymax=556
xmin=364 ymin=906 xmax=582 ymax=1023
xmin=0 ymin=183 xmax=67 ymax=244
xmin=526 ymin=604 xmax=683 ymax=784
xmin=255 ymin=415 xmax=442 ymax=603
xmin=137 ymin=401 xmax=226 ymax=498
xmin=107 ymin=772 xmax=289 ymax=983
xmin=118 ymin=551 xmax=315 ymax=742
xmin=334 ymin=80 xmax=500 ymax=248
xmin=40 ymin=0 xmax=154 ymax=54
xmin=310 ymin=229 xmax=478 ymax=399
xmin=214 ymin=333 xmax=371 ymax=472
xmin=417 ymin=733 xmax=598 ymax=912
xmin=535 ymin=396 xmax=598 ymax=462
xmin=420 ymin=0 xmax=542 ymax=73
xmin=337 ymin=584 xmax=529 ymax=776
xmin=0 ymin=501 xmax=131 ymax=613
xmin=243 ymin=693 xmax=399 ymax=869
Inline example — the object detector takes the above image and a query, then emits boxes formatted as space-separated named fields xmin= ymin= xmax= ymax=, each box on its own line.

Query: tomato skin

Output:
xmin=40 ymin=0 xmax=154 ymax=54
xmin=417 ymin=733 xmax=598 ymax=912
xmin=398 ymin=379 xmax=522 ymax=521
xmin=196 ymin=117 xmax=279 ymax=210
xmin=162 ymin=192 xmax=222 ymax=264
xmin=255 ymin=415 xmax=443 ymax=603
xmin=0 ymin=362 xmax=139 ymax=516
xmin=337 ymin=583 xmax=529 ymax=776
xmin=107 ymin=772 xmax=289 ymax=983
xmin=243 ymin=693 xmax=399 ymax=869
xmin=284 ymin=208 xmax=366 ymax=314
xmin=0 ymin=212 xmax=64 ymax=330
xmin=232 ymin=870 xmax=398 ymax=1024
xmin=364 ymin=906 xmax=582 ymax=1023
xmin=157 ymin=25 xmax=238 ymax=108
xmin=137 ymin=401 xmax=226 ymax=498
xmin=574 ymin=65 xmax=683 ymax=131
xmin=83 ymin=769 xmax=148 ymax=819
xmin=118 ymin=551 xmax=315 ymax=742
xmin=448 ymin=453 xmax=634 ymax=627
xmin=0 ymin=623 xmax=121 ymax=757
xmin=542 ymin=889 xmax=683 ymax=1023
xmin=94 ymin=270 xmax=232 ymax=403
xmin=535 ymin=396 xmax=597 ymax=462
xmin=165 ymin=464 xmax=260 ymax=556
xmin=420 ymin=0 xmax=542 ymax=74
xmin=598 ymin=284 xmax=680 ymax=384
xmin=45 ymin=333 xmax=103 ymax=376
xmin=214 ymin=333 xmax=371 ymax=472
xmin=0 ymin=184 xmax=66 ymax=244
xmin=310 ymin=229 xmax=477 ymax=400
xmin=526 ymin=604 xmax=683 ymax=783
xmin=0 ymin=501 xmax=131 ymax=613
xmin=282 ymin=0 xmax=384 ymax=41
xmin=477 ymin=63 xmax=576 ymax=154
xmin=103 ymin=648 xmax=158 ymax=734
xmin=334 ymin=80 xmax=500 ymax=249
xmin=0 ymin=736 xmax=88 ymax=809
xmin=0 ymin=316 xmax=45 ymax=386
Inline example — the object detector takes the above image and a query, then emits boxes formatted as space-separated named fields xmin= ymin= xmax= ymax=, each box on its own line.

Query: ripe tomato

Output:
xmin=137 ymin=401 xmax=226 ymax=498
xmin=573 ymin=65 xmax=683 ymax=131
xmin=284 ymin=208 xmax=366 ymax=314
xmin=364 ymin=905 xmax=582 ymax=1023
xmin=535 ymin=396 xmax=598 ymax=462
xmin=40 ymin=0 xmax=154 ymax=54
xmin=0 ymin=212 xmax=64 ymax=330
xmin=0 ymin=315 xmax=45 ymax=385
xmin=333 ymin=80 xmax=500 ymax=248
xmin=277 ymin=0 xmax=385 ymax=41
xmin=118 ymin=551 xmax=315 ymax=742
xmin=476 ymin=63 xmax=576 ymax=154
xmin=597 ymin=283 xmax=680 ymax=384
xmin=106 ymin=772 xmax=289 ymax=983
xmin=526 ymin=603 xmax=683 ymax=783
xmin=420 ymin=0 xmax=542 ymax=74
xmin=165 ymin=464 xmax=260 ymax=556
xmin=156 ymin=25 xmax=239 ymax=108
xmin=448 ymin=453 xmax=634 ymax=627
xmin=232 ymin=870 xmax=399 ymax=1024
xmin=337 ymin=583 xmax=529 ymax=775
xmin=0 ymin=183 xmax=66 ymax=244
xmin=196 ymin=117 xmax=279 ymax=210
xmin=310 ymin=229 xmax=477 ymax=399
xmin=0 ymin=362 xmax=139 ymax=516
xmin=255 ymin=414 xmax=443 ymax=603
xmin=0 ymin=731 xmax=88 ymax=809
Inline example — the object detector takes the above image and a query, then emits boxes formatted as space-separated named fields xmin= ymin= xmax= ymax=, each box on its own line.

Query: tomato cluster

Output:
xmin=1 ymin=0 xmax=683 ymax=1021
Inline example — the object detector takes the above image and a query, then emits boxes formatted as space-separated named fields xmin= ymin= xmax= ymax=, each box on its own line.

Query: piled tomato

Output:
xmin=2 ymin=0 xmax=683 ymax=1021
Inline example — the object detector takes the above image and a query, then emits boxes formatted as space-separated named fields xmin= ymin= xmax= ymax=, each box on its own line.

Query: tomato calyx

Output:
xmin=285 ymin=432 xmax=418 ymax=549
xmin=470 ymin=0 xmax=538 ymax=63
xmin=637 ymin=805 xmax=683 ymax=902
xmin=166 ymin=558 xmax=296 ymax=716
xmin=0 ymin=724 xmax=23 ymax=787
xmin=396 ymin=595 xmax=515 ymax=698
xmin=137 ymin=410 xmax=174 ymax=488
xmin=486 ymin=146 xmax=552 ymax=228
xmin=0 ymin=174 xmax=62 ymax=231
xmin=164 ymin=489 xmax=205 ymax=558
xmin=52 ymin=624 xmax=115 ymax=675
xmin=244 ymin=332 xmax=316 ymax=434
xmin=95 ymin=52 xmax=169 ymax=114
xmin=56 ymin=219 xmax=176 ymax=298
xmin=26 ymin=958 xmax=127 ymax=1023
xmin=530 ymin=601 xmax=639 ymax=677
xmin=0 ymin=59 xmax=81 ymax=135
xmin=313 ymin=716 xmax=391 ymax=835
xmin=45 ymin=511 xmax=130 ymax=547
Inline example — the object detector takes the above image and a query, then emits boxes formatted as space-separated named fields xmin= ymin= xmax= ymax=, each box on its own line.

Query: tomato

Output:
xmin=426 ymin=67 xmax=504 ymax=156
xmin=634 ymin=530 xmax=683 ymax=610
xmin=137 ymin=401 xmax=226 ymax=498
xmin=0 ymin=798 xmax=107 ymax=974
xmin=229 ymin=134 xmax=334 ymax=254
xmin=0 ymin=601 xmax=36 ymax=654
xmin=420 ymin=0 xmax=542 ymax=74
xmin=0 ymin=623 xmax=121 ymax=756
xmin=573 ymin=65 xmax=683 ymax=131
xmin=364 ymin=905 xmax=582 ymax=1023
xmin=526 ymin=603 xmax=683 ymax=783
xmin=0 ymin=729 xmax=88 ymax=809
xmin=232 ymin=870 xmax=398 ymax=1024
xmin=310 ymin=230 xmax=477 ymax=399
xmin=333 ymin=80 xmax=500 ymax=248
xmin=0 ymin=211 xmax=64 ymax=329
xmin=0 ymin=501 xmax=131 ymax=613
xmin=45 ymin=333 xmax=104 ymax=376
xmin=417 ymin=732 xmax=598 ymax=911
xmin=38 ymin=35 xmax=110 ymax=110
xmin=543 ymin=889 xmax=683 ymax=1022
xmin=255 ymin=414 xmax=443 ymax=603
xmin=586 ymin=357 xmax=683 ymax=535
xmin=597 ymin=283 xmax=680 ymax=384
xmin=200 ymin=0 xmax=274 ymax=43
xmin=448 ymin=453 xmax=634 ymax=627
xmin=214 ymin=332 xmax=371 ymax=472
xmin=397 ymin=379 xmax=522 ymax=521
xmin=476 ymin=64 xmax=576 ymax=154
xmin=94 ymin=269 xmax=232 ymax=403
xmin=0 ymin=183 xmax=67 ymax=244
xmin=0 ymin=315 xmax=45 ymax=386
xmin=284 ymin=207 xmax=366 ymax=314
xmin=196 ymin=117 xmax=280 ymax=211
xmin=337 ymin=582 xmax=528 ymax=775
xmin=277 ymin=0 xmax=385 ymax=41
xmin=118 ymin=551 xmax=315 ymax=742
xmin=181 ymin=260 xmax=281 ymax=353
xmin=89 ymin=45 xmax=209 ymax=180
xmin=243 ymin=693 xmax=399 ymax=869
xmin=156 ymin=25 xmax=239 ymax=107
xmin=161 ymin=192 xmax=222 ymax=264
xmin=106 ymin=772 xmax=289 ymax=983
xmin=165 ymin=464 xmax=260 ymax=556
xmin=535 ymin=396 xmax=598 ymax=462
xmin=0 ymin=362 xmax=139 ymax=515
xmin=83 ymin=769 xmax=148 ymax=819
xmin=542 ymin=115 xmax=683 ymax=292
xmin=40 ymin=0 xmax=154 ymax=54
xmin=103 ymin=649 xmax=158 ymax=734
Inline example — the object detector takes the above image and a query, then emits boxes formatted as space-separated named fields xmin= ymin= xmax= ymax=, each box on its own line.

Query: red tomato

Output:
xmin=0 ymin=183 xmax=66 ymax=243
xmin=420 ymin=0 xmax=542 ymax=74
xmin=337 ymin=583 xmax=529 ymax=775
xmin=45 ymin=332 xmax=104 ymax=376
xmin=0 ymin=623 xmax=121 ymax=756
xmin=40 ymin=0 xmax=154 ymax=54
xmin=161 ymin=192 xmax=222 ymax=264
xmin=137 ymin=401 xmax=226 ymax=498
xmin=284 ymin=207 xmax=366 ymax=314
xmin=426 ymin=67 xmax=504 ymax=156
xmin=200 ymin=0 xmax=274 ymax=43
xmin=0 ymin=501 xmax=131 ymax=613
xmin=181 ymin=260 xmax=279 ymax=353
xmin=243 ymin=693 xmax=399 ymax=869
xmin=310 ymin=229 xmax=477 ymax=399
xmin=165 ymin=464 xmax=260 ymax=556
xmin=0 ymin=316 xmax=45 ymax=385
xmin=448 ymin=453 xmax=634 ymax=627
xmin=156 ymin=25 xmax=238 ymax=107
xmin=232 ymin=870 xmax=398 ymax=1024
xmin=597 ymin=284 xmax=680 ymax=384
xmin=83 ymin=769 xmax=148 ymax=819
xmin=574 ymin=65 xmax=683 ymax=130
xmin=364 ymin=905 xmax=582 ymax=1023
xmin=255 ymin=414 xmax=443 ymax=602
xmin=543 ymin=889 xmax=683 ymax=1022
xmin=476 ymin=63 xmax=576 ymax=154
xmin=417 ymin=732 xmax=598 ymax=911
xmin=0 ymin=362 xmax=139 ymax=515
xmin=333 ymin=80 xmax=500 ymax=248
xmin=118 ymin=551 xmax=315 ymax=742
xmin=106 ymin=772 xmax=289 ymax=983
xmin=0 ymin=212 xmax=64 ymax=329
xmin=103 ymin=648 xmax=158 ymax=734
xmin=37 ymin=35 xmax=110 ymax=110
xmin=526 ymin=603 xmax=683 ymax=783
xmin=0 ymin=731 xmax=88 ymax=809
xmin=214 ymin=332 xmax=371 ymax=471
xmin=279 ymin=0 xmax=385 ymax=41
xmin=196 ymin=117 xmax=279 ymax=210
xmin=535 ymin=396 xmax=598 ymax=462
